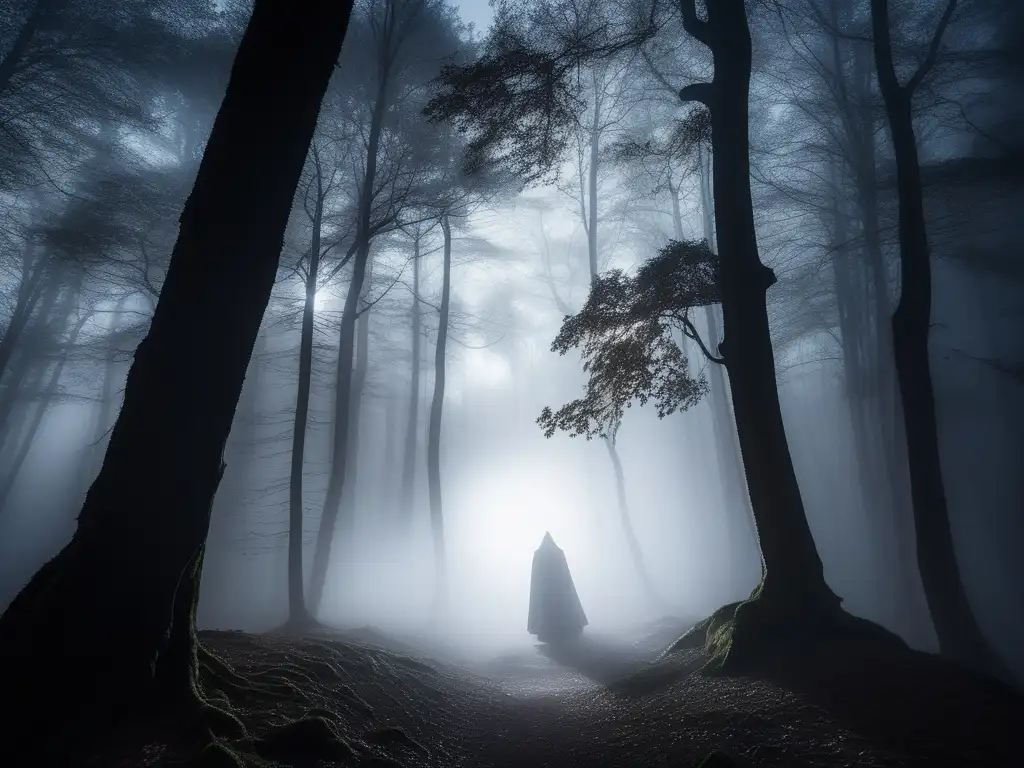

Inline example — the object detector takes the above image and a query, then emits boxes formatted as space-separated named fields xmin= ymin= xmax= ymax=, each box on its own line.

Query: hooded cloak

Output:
xmin=527 ymin=532 xmax=588 ymax=643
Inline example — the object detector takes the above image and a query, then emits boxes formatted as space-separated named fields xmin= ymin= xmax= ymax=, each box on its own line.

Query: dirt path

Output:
xmin=94 ymin=626 xmax=1024 ymax=767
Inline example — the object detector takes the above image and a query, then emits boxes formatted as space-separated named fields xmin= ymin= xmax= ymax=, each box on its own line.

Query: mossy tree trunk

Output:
xmin=0 ymin=0 xmax=355 ymax=760
xmin=678 ymin=0 xmax=839 ymax=614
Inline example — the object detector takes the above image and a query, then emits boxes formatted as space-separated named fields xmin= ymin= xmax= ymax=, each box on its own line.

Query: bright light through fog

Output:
xmin=446 ymin=459 xmax=589 ymax=643
xmin=456 ymin=463 xmax=579 ymax=563
xmin=462 ymin=346 xmax=511 ymax=387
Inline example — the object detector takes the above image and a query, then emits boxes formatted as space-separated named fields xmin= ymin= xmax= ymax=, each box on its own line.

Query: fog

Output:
xmin=1 ymin=0 xmax=1022 ymax=686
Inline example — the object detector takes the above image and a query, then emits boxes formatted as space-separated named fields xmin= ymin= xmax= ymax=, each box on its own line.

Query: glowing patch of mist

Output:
xmin=461 ymin=346 xmax=511 ymax=388
xmin=313 ymin=286 xmax=333 ymax=312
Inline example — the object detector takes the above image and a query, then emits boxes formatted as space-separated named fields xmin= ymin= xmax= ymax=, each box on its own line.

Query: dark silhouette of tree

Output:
xmin=285 ymin=141 xmax=338 ymax=628
xmin=426 ymin=212 xmax=453 ymax=612
xmin=869 ymin=0 xmax=1007 ymax=678
xmin=399 ymin=224 xmax=426 ymax=524
xmin=0 ymin=0 xmax=355 ymax=761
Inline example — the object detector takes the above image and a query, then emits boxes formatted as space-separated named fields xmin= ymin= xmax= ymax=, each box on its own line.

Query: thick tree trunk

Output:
xmin=870 ymin=0 xmax=1003 ymax=676
xmin=682 ymin=0 xmax=838 ymax=613
xmin=200 ymin=333 xmax=264 ymax=629
xmin=427 ymin=215 xmax=452 ymax=614
xmin=82 ymin=297 xmax=130 ymax=489
xmin=400 ymin=235 xmax=422 ymax=524
xmin=0 ymin=1 xmax=354 ymax=760
xmin=698 ymin=147 xmax=759 ymax=588
xmin=286 ymin=177 xmax=324 ymax=626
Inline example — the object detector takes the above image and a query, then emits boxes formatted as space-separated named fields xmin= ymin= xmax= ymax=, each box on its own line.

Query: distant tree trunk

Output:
xmin=382 ymin=381 xmax=397 ymax=511
xmin=870 ymin=0 xmax=1004 ymax=676
xmin=831 ymin=168 xmax=876 ymax=494
xmin=400 ymin=233 xmax=422 ymax=524
xmin=831 ymin=163 xmax=890 ymax=585
xmin=579 ymin=91 xmax=660 ymax=603
xmin=200 ymin=331 xmax=265 ymax=629
xmin=604 ymin=435 xmax=665 ymax=605
xmin=286 ymin=158 xmax=325 ymax=627
xmin=0 ymin=1 xmax=354 ymax=760
xmin=586 ymin=78 xmax=601 ymax=278
xmin=680 ymin=0 xmax=839 ymax=615
xmin=0 ymin=0 xmax=52 ymax=100
xmin=0 ymin=275 xmax=61 ymax=440
xmin=427 ymin=214 xmax=453 ymax=613
xmin=308 ymin=59 xmax=391 ymax=616
xmin=846 ymin=37 xmax=923 ymax=639
xmin=698 ymin=145 xmax=759 ymax=590
xmin=0 ymin=240 xmax=47 ymax=382
xmin=0 ymin=309 xmax=90 ymax=513
xmin=338 ymin=254 xmax=375 ymax=532
xmin=308 ymin=245 xmax=366 ymax=615
xmin=0 ymin=359 xmax=44 ymax=472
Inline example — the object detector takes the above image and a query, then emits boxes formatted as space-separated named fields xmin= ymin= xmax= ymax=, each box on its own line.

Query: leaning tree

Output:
xmin=0 ymin=0 xmax=356 ymax=762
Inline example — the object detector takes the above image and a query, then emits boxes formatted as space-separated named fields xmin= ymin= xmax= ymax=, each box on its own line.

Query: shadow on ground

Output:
xmin=764 ymin=643 xmax=1024 ymax=766
xmin=538 ymin=635 xmax=647 ymax=684
xmin=536 ymin=616 xmax=707 ymax=695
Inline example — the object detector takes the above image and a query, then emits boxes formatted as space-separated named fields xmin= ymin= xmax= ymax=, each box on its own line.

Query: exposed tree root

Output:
xmin=196 ymin=740 xmax=248 ymax=768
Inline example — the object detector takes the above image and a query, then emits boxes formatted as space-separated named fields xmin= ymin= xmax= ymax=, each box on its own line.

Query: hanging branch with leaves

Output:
xmin=538 ymin=237 xmax=719 ymax=440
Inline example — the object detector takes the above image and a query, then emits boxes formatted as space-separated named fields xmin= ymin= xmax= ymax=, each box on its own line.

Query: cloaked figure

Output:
xmin=528 ymin=532 xmax=588 ymax=645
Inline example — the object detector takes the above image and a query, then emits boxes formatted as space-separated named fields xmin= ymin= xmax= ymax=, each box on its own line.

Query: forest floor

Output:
xmin=88 ymin=617 xmax=1024 ymax=768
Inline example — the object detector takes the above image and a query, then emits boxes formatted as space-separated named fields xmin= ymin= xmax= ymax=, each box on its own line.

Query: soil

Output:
xmin=81 ymin=618 xmax=1023 ymax=768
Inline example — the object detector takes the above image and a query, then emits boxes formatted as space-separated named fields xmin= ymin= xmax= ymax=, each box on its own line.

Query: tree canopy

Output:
xmin=539 ymin=237 xmax=717 ymax=440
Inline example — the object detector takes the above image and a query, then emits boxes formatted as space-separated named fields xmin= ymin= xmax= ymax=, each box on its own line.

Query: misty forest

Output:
xmin=0 ymin=0 xmax=1022 ymax=765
